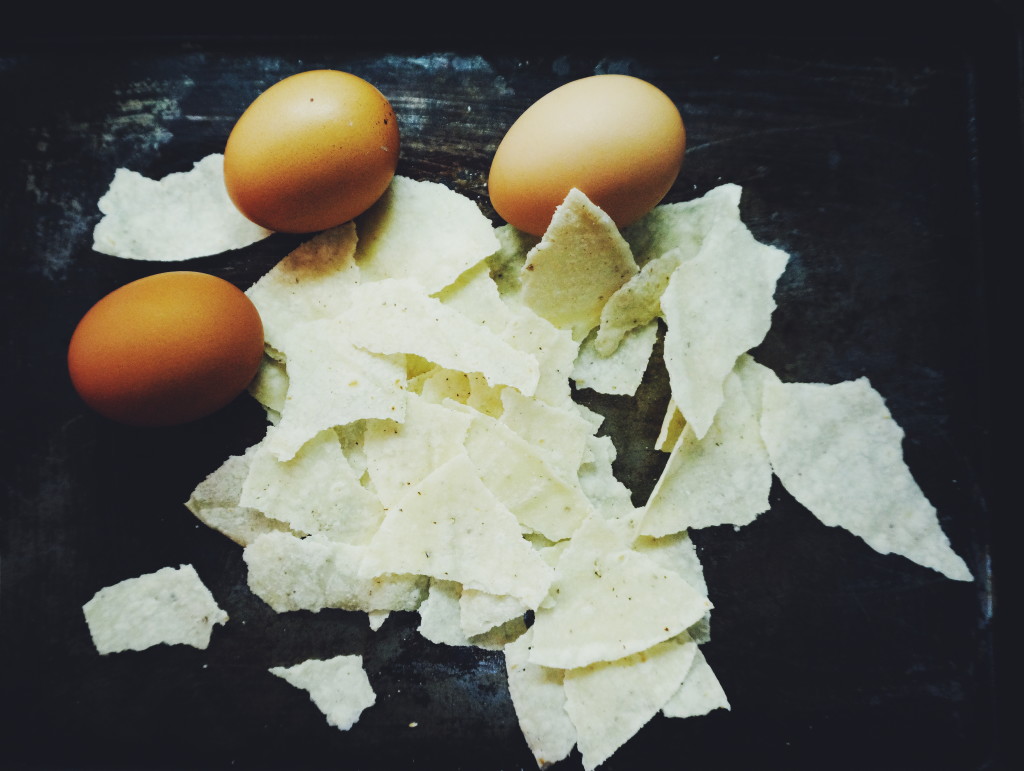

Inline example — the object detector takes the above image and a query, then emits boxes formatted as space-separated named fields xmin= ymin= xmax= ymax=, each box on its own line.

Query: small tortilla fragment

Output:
xmin=520 ymin=188 xmax=639 ymax=340
xmin=360 ymin=453 xmax=555 ymax=609
xmin=185 ymin=443 xmax=296 ymax=547
xmin=759 ymin=375 xmax=973 ymax=581
xmin=641 ymin=366 xmax=772 ymax=536
xmin=528 ymin=514 xmax=711 ymax=669
xmin=363 ymin=393 xmax=473 ymax=507
xmin=661 ymin=210 xmax=789 ymax=439
xmin=243 ymin=531 xmax=426 ymax=613
xmin=335 ymin=277 xmax=540 ymax=396
xmin=460 ymin=589 xmax=528 ymax=638
xmin=270 ymin=655 xmax=375 ymax=731
xmin=93 ymin=154 xmax=272 ymax=260
xmin=661 ymin=648 xmax=730 ymax=718
xmin=633 ymin=532 xmax=711 ymax=643
xmin=594 ymin=246 xmax=683 ymax=356
xmin=564 ymin=633 xmax=698 ymax=771
xmin=497 ymin=388 xmax=594 ymax=483
xmin=417 ymin=579 xmax=468 ymax=647
xmin=576 ymin=434 xmax=637 ymax=521
xmin=458 ymin=406 xmax=595 ymax=542
xmin=572 ymin=319 xmax=658 ymax=397
xmin=501 ymin=307 xmax=580 ymax=409
xmin=264 ymin=318 xmax=407 ymax=461
xmin=240 ymin=427 xmax=384 ymax=545
xmin=354 ymin=175 xmax=500 ymax=294
xmin=83 ymin=564 xmax=227 ymax=654
xmin=245 ymin=223 xmax=360 ymax=351
xmin=504 ymin=628 xmax=577 ymax=769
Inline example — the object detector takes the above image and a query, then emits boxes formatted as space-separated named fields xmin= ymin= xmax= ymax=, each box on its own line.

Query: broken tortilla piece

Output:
xmin=359 ymin=453 xmax=555 ymax=609
xmin=504 ymin=627 xmax=578 ymax=769
xmin=520 ymin=188 xmax=639 ymax=340
xmin=83 ymin=564 xmax=227 ymax=654
xmin=660 ymin=200 xmax=789 ymax=440
xmin=93 ymin=154 xmax=271 ymax=260
xmin=528 ymin=514 xmax=711 ymax=669
xmin=641 ymin=364 xmax=772 ymax=536
xmin=661 ymin=647 xmax=730 ymax=718
xmin=354 ymin=175 xmax=500 ymax=294
xmin=270 ymin=654 xmax=376 ymax=731
xmin=564 ymin=633 xmax=699 ymax=771
xmin=759 ymin=374 xmax=973 ymax=581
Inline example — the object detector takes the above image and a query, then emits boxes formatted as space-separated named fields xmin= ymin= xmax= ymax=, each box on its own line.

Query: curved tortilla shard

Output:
xmin=758 ymin=372 xmax=973 ymax=582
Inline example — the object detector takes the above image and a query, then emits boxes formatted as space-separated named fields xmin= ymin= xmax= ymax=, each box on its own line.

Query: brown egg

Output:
xmin=488 ymin=74 xmax=685 ymax=237
xmin=67 ymin=271 xmax=265 ymax=427
xmin=224 ymin=70 xmax=400 ymax=234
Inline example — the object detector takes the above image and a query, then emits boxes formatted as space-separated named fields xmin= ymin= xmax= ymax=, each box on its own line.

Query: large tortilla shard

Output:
xmin=641 ymin=360 xmax=773 ymax=536
xmin=564 ymin=633 xmax=699 ymax=771
xmin=354 ymin=174 xmax=500 ymax=294
xmin=660 ymin=204 xmax=789 ymax=440
xmin=359 ymin=453 xmax=555 ymax=609
xmin=759 ymin=374 xmax=973 ymax=581
xmin=520 ymin=188 xmax=639 ymax=340
xmin=93 ymin=153 xmax=271 ymax=261
xmin=528 ymin=515 xmax=711 ymax=669
xmin=504 ymin=627 xmax=577 ymax=769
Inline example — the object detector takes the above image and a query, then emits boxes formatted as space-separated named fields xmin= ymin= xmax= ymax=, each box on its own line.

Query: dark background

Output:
xmin=2 ymin=4 xmax=1015 ymax=769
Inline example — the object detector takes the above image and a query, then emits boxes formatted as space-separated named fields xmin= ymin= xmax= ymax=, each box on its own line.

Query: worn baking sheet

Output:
xmin=0 ymin=17 xmax=1009 ymax=771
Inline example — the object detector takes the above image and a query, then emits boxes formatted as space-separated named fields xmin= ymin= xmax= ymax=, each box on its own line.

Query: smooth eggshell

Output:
xmin=224 ymin=70 xmax=400 ymax=234
xmin=488 ymin=74 xmax=685 ymax=236
xmin=67 ymin=271 xmax=265 ymax=427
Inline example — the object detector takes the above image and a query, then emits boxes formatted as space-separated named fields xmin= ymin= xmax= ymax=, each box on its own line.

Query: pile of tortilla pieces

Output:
xmin=83 ymin=160 xmax=973 ymax=771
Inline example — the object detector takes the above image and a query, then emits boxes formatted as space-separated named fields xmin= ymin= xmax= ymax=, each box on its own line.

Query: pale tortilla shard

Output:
xmin=661 ymin=648 xmax=730 ymax=718
xmin=83 ymin=564 xmax=227 ymax=654
xmin=245 ymin=222 xmax=360 ymax=353
xmin=334 ymin=277 xmax=540 ymax=396
xmin=504 ymin=627 xmax=578 ymax=769
xmin=263 ymin=318 xmax=407 ymax=462
xmin=497 ymin=388 xmax=594 ymax=483
xmin=359 ymin=453 xmax=556 ymax=609
xmin=354 ymin=174 xmax=501 ymax=295
xmin=243 ymin=531 xmax=426 ymax=613
xmin=363 ymin=392 xmax=473 ymax=508
xmin=93 ymin=153 xmax=271 ymax=260
xmin=593 ymin=246 xmax=683 ymax=356
xmin=459 ymin=588 xmax=528 ymax=639
xmin=269 ymin=655 xmax=376 ymax=731
xmin=572 ymin=319 xmax=658 ymax=397
xmin=641 ymin=364 xmax=772 ymax=536
xmin=520 ymin=188 xmax=639 ymax=340
xmin=564 ymin=633 xmax=699 ymax=771
xmin=759 ymin=374 xmax=973 ymax=581
xmin=456 ymin=404 xmax=596 ymax=542
xmin=240 ymin=427 xmax=384 ymax=546
xmin=184 ymin=443 xmax=296 ymax=547
xmin=622 ymin=182 xmax=743 ymax=267
xmin=660 ymin=198 xmax=789 ymax=440
xmin=528 ymin=514 xmax=711 ymax=669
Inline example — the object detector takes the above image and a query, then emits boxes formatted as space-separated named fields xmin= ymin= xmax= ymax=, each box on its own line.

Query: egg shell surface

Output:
xmin=67 ymin=271 xmax=265 ymax=427
xmin=488 ymin=74 xmax=686 ymax=237
xmin=224 ymin=70 xmax=400 ymax=234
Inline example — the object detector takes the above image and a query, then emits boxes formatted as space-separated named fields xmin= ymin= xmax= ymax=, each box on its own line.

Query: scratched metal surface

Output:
xmin=0 ymin=14 xmax=1010 ymax=771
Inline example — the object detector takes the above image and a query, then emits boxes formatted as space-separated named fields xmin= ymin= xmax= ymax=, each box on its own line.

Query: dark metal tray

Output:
xmin=2 ymin=9 xmax=1013 ymax=770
